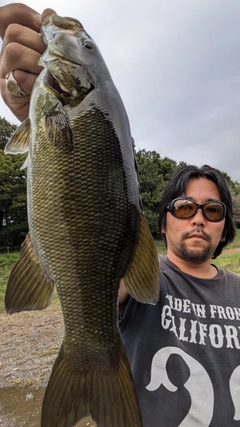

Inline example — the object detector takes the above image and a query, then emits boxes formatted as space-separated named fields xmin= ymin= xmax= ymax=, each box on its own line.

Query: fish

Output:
xmin=4 ymin=14 xmax=160 ymax=427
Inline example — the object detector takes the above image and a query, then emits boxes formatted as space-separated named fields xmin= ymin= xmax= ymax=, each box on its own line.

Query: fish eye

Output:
xmin=82 ymin=39 xmax=94 ymax=50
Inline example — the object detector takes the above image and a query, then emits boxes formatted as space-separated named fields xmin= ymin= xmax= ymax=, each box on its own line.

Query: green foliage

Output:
xmin=0 ymin=117 xmax=17 ymax=150
xmin=0 ymin=251 xmax=19 ymax=313
xmin=0 ymin=115 xmax=240 ymax=247
xmin=0 ymin=118 xmax=28 ymax=248
xmin=214 ymin=252 xmax=240 ymax=274
xmin=218 ymin=171 xmax=240 ymax=228
xmin=136 ymin=149 xmax=180 ymax=236
xmin=155 ymin=239 xmax=167 ymax=255
xmin=232 ymin=194 xmax=240 ymax=229
xmin=226 ymin=229 xmax=240 ymax=249
xmin=220 ymin=170 xmax=240 ymax=195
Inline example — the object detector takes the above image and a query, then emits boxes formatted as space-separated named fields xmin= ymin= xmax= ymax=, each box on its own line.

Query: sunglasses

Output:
xmin=166 ymin=198 xmax=226 ymax=222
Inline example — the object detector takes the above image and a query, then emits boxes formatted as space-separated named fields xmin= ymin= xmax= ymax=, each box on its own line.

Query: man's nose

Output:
xmin=191 ymin=208 xmax=206 ymax=226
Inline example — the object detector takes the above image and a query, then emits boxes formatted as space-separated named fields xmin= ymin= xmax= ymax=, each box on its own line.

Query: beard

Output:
xmin=178 ymin=241 xmax=213 ymax=263
xmin=175 ymin=229 xmax=214 ymax=264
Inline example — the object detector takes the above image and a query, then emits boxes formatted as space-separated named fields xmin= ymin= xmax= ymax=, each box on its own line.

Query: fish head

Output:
xmin=39 ymin=14 xmax=109 ymax=105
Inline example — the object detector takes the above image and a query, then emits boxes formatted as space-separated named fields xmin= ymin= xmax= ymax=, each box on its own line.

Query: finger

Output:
xmin=0 ymin=4 xmax=41 ymax=38
xmin=14 ymin=70 xmax=40 ymax=95
xmin=0 ymin=42 xmax=43 ymax=78
xmin=1 ymin=88 xmax=31 ymax=123
xmin=2 ymin=23 xmax=45 ymax=55
xmin=0 ymin=69 xmax=37 ymax=122
xmin=0 ymin=68 xmax=39 ymax=122
xmin=0 ymin=5 xmax=57 ymax=122
xmin=42 ymin=9 xmax=57 ymax=21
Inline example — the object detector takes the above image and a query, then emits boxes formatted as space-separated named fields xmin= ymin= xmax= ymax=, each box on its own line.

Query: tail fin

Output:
xmin=41 ymin=342 xmax=143 ymax=427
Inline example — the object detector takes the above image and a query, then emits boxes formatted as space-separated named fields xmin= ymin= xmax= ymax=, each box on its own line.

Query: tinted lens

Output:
xmin=173 ymin=199 xmax=197 ymax=218
xmin=170 ymin=199 xmax=226 ymax=222
xmin=203 ymin=202 xmax=225 ymax=221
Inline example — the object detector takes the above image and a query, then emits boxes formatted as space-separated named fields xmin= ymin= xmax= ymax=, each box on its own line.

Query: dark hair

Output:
xmin=158 ymin=164 xmax=236 ymax=258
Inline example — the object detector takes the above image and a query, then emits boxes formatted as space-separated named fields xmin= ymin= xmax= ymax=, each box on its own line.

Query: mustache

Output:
xmin=182 ymin=228 xmax=212 ymax=243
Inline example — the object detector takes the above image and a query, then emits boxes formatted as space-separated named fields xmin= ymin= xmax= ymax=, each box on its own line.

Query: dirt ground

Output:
xmin=223 ymin=247 xmax=240 ymax=253
xmin=0 ymin=302 xmax=64 ymax=426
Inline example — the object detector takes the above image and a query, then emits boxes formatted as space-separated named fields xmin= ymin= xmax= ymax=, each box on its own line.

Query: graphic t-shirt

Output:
xmin=119 ymin=256 xmax=240 ymax=427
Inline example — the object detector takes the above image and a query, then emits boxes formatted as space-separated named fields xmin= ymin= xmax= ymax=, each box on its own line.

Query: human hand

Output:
xmin=0 ymin=4 xmax=56 ymax=122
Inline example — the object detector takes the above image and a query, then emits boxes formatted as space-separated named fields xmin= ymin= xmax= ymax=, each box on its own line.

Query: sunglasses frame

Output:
xmin=166 ymin=198 xmax=226 ymax=222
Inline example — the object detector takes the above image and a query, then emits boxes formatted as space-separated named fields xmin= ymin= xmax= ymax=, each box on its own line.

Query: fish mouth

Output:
xmin=47 ymin=71 xmax=70 ymax=97
xmin=44 ymin=68 xmax=94 ymax=105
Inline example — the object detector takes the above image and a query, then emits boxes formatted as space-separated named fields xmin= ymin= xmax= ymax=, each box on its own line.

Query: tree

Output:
xmin=1 ymin=115 xmax=239 ymax=247
xmin=0 ymin=117 xmax=17 ymax=150
xmin=219 ymin=170 xmax=240 ymax=195
xmin=218 ymin=169 xmax=240 ymax=228
xmin=0 ymin=118 xmax=28 ymax=248
xmin=136 ymin=149 xmax=180 ymax=236
xmin=232 ymin=194 xmax=240 ymax=229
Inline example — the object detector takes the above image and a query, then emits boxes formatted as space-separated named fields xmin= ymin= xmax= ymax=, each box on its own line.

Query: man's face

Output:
xmin=162 ymin=178 xmax=226 ymax=263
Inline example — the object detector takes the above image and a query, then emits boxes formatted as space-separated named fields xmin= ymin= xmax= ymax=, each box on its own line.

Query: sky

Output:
xmin=0 ymin=0 xmax=240 ymax=181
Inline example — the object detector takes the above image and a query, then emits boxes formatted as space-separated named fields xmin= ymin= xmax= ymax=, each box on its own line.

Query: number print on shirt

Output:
xmin=229 ymin=365 xmax=240 ymax=421
xmin=147 ymin=347 xmax=224 ymax=426
xmin=147 ymin=347 xmax=240 ymax=426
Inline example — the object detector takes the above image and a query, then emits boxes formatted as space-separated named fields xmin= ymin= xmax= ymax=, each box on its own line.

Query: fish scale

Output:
xmin=4 ymin=13 xmax=160 ymax=427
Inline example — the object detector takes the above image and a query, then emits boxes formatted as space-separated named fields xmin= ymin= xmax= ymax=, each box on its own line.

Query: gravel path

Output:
xmin=0 ymin=302 xmax=64 ymax=426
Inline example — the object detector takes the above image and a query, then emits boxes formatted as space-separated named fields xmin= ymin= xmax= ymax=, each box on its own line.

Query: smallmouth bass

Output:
xmin=5 ymin=14 xmax=160 ymax=427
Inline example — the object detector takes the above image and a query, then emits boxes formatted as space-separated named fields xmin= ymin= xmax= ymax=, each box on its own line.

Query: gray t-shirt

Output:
xmin=119 ymin=255 xmax=240 ymax=427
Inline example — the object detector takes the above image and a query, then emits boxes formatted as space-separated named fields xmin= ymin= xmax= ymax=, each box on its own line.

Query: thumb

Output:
xmin=41 ymin=9 xmax=57 ymax=21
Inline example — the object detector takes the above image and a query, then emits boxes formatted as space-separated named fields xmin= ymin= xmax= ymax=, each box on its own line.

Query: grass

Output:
xmin=0 ymin=252 xmax=20 ymax=313
xmin=224 ymin=228 xmax=240 ymax=249
xmin=214 ymin=252 xmax=240 ymax=274
xmin=0 ymin=229 xmax=239 ymax=314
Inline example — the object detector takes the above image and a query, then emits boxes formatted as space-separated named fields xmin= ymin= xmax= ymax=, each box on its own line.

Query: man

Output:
xmin=0 ymin=5 xmax=240 ymax=426
xmin=119 ymin=164 xmax=240 ymax=426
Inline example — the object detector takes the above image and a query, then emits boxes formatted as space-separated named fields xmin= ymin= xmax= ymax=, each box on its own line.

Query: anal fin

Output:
xmin=124 ymin=214 xmax=160 ymax=304
xmin=5 ymin=233 xmax=54 ymax=314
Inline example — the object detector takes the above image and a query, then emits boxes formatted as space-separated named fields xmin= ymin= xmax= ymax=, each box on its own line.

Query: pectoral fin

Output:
xmin=5 ymin=233 xmax=54 ymax=314
xmin=44 ymin=99 xmax=73 ymax=148
xmin=123 ymin=214 xmax=160 ymax=304
xmin=4 ymin=118 xmax=31 ymax=154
